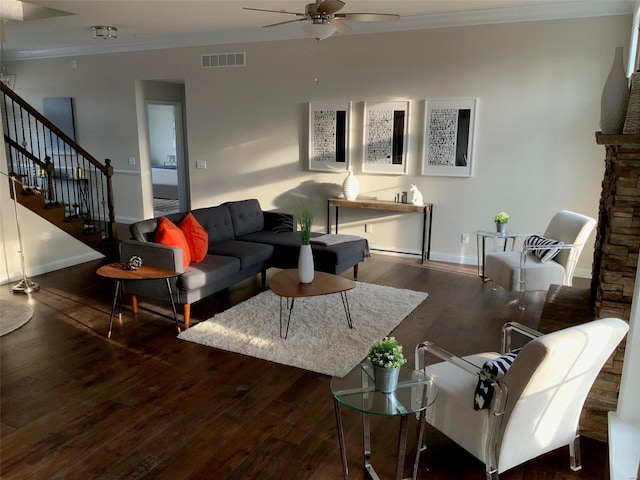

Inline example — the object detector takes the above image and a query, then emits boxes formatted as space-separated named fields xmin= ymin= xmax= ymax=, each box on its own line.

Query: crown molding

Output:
xmin=9 ymin=0 xmax=636 ymax=61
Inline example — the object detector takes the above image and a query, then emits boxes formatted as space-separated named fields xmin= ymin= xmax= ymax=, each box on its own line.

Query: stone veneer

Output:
xmin=587 ymin=132 xmax=640 ymax=440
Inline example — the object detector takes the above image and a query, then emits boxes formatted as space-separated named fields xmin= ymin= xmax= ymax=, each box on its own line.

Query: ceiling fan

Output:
xmin=243 ymin=0 xmax=400 ymax=41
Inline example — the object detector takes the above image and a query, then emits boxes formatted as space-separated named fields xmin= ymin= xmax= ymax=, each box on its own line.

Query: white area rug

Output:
xmin=0 ymin=299 xmax=34 ymax=336
xmin=178 ymin=282 xmax=428 ymax=376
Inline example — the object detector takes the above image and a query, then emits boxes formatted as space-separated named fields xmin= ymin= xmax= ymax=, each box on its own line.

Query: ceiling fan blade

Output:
xmin=331 ymin=18 xmax=351 ymax=34
xmin=263 ymin=18 xmax=307 ymax=28
xmin=317 ymin=0 xmax=345 ymax=15
xmin=336 ymin=13 xmax=400 ymax=22
xmin=243 ymin=7 xmax=305 ymax=17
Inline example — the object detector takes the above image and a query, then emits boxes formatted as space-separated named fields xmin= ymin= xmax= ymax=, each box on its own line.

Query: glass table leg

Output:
xmin=333 ymin=398 xmax=349 ymax=479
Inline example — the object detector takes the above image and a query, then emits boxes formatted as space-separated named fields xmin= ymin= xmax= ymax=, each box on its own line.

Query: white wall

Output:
xmin=3 ymin=15 xmax=631 ymax=278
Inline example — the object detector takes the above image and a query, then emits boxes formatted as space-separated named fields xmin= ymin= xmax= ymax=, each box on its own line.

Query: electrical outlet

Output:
xmin=461 ymin=233 xmax=469 ymax=244
xmin=196 ymin=160 xmax=207 ymax=169
xmin=128 ymin=157 xmax=136 ymax=165
xmin=365 ymin=224 xmax=373 ymax=233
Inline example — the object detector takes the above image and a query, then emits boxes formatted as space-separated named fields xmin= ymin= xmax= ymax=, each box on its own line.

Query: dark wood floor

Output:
xmin=1 ymin=255 xmax=608 ymax=479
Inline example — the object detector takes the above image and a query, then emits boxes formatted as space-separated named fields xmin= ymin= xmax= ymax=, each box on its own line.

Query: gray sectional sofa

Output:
xmin=120 ymin=199 xmax=367 ymax=328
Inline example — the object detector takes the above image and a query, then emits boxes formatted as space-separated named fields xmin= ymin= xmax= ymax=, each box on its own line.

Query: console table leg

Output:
xmin=421 ymin=208 xmax=427 ymax=263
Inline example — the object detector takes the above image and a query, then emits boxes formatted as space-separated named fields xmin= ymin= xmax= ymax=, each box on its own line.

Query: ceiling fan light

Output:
xmin=91 ymin=26 xmax=118 ymax=39
xmin=302 ymin=22 xmax=337 ymax=41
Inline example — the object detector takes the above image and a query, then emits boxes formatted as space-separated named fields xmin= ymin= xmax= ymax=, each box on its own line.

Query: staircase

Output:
xmin=1 ymin=82 xmax=118 ymax=257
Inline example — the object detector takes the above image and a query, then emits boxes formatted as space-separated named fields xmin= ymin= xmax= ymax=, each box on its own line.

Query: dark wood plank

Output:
xmin=0 ymin=255 xmax=607 ymax=479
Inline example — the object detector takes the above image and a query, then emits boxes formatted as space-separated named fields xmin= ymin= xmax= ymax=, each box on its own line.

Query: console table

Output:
xmin=327 ymin=198 xmax=433 ymax=262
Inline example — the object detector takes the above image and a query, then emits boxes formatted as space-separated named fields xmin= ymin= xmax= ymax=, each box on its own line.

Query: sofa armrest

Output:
xmin=264 ymin=210 xmax=295 ymax=232
xmin=120 ymin=239 xmax=185 ymax=274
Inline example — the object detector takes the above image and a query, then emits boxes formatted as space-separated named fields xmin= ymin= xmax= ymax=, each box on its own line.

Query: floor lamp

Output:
xmin=1 ymin=171 xmax=39 ymax=294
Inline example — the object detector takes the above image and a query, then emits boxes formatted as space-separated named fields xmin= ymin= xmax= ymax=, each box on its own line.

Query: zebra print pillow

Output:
xmin=473 ymin=349 xmax=520 ymax=410
xmin=524 ymin=235 xmax=564 ymax=262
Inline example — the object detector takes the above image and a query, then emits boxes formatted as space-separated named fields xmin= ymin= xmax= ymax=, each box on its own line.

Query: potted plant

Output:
xmin=368 ymin=336 xmax=407 ymax=393
xmin=295 ymin=200 xmax=315 ymax=283
xmin=494 ymin=211 xmax=509 ymax=234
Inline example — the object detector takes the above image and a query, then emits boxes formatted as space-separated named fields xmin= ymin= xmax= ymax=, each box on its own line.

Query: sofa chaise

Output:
xmin=120 ymin=199 xmax=367 ymax=328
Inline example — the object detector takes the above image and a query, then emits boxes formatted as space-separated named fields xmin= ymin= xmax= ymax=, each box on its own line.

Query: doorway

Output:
xmin=146 ymin=101 xmax=188 ymax=216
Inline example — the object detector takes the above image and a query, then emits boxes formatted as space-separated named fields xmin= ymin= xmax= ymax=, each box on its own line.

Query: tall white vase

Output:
xmin=600 ymin=46 xmax=629 ymax=134
xmin=298 ymin=244 xmax=314 ymax=284
xmin=342 ymin=171 xmax=360 ymax=201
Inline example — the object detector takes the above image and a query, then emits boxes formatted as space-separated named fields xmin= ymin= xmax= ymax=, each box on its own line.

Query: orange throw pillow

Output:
xmin=154 ymin=216 xmax=191 ymax=268
xmin=179 ymin=212 xmax=208 ymax=263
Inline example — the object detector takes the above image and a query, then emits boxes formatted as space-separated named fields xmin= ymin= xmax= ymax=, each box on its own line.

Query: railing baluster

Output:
xmin=2 ymin=82 xmax=116 ymax=250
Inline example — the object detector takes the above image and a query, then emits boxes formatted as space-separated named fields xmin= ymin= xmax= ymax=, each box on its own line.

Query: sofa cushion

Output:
xmin=239 ymin=231 xmax=366 ymax=273
xmin=179 ymin=254 xmax=241 ymax=291
xmin=130 ymin=218 xmax=159 ymax=242
xmin=154 ymin=216 xmax=191 ymax=268
xmin=225 ymin=199 xmax=265 ymax=236
xmin=209 ymin=240 xmax=274 ymax=269
xmin=191 ymin=206 xmax=236 ymax=246
xmin=179 ymin=212 xmax=208 ymax=262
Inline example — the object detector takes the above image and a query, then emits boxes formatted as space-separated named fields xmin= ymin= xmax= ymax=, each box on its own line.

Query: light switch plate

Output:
xmin=128 ymin=157 xmax=136 ymax=165
xmin=196 ymin=160 xmax=207 ymax=169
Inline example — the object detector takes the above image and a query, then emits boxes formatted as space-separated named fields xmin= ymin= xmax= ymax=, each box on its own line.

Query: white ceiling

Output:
xmin=1 ymin=0 xmax=636 ymax=60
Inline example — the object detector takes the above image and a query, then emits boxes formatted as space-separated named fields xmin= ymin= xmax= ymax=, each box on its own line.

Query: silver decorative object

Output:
xmin=373 ymin=365 xmax=400 ymax=393
xmin=125 ymin=255 xmax=143 ymax=270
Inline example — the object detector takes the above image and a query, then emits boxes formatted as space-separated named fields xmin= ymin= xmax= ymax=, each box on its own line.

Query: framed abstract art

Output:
xmin=422 ymin=98 xmax=477 ymax=177
xmin=308 ymin=101 xmax=351 ymax=172
xmin=362 ymin=100 xmax=410 ymax=175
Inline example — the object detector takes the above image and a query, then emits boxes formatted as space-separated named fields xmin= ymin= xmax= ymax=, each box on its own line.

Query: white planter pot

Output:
xmin=298 ymin=244 xmax=315 ymax=284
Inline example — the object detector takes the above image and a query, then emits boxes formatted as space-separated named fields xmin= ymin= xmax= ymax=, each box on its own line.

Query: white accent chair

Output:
xmin=415 ymin=317 xmax=628 ymax=480
xmin=484 ymin=210 xmax=596 ymax=309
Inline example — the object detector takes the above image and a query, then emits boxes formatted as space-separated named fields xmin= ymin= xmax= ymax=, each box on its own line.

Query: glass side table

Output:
xmin=331 ymin=362 xmax=437 ymax=480
xmin=474 ymin=230 xmax=530 ymax=280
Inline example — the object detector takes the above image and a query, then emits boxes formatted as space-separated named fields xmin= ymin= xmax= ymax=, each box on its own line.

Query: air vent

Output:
xmin=201 ymin=52 xmax=246 ymax=69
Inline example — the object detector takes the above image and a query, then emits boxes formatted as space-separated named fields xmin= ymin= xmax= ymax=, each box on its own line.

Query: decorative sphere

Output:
xmin=125 ymin=256 xmax=143 ymax=270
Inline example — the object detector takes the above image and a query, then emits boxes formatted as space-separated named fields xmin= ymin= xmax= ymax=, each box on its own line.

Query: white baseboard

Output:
xmin=0 ymin=251 xmax=104 ymax=286
xmin=370 ymin=245 xmax=592 ymax=280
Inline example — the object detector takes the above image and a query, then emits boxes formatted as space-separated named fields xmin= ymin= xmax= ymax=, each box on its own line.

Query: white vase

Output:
xmin=342 ymin=171 xmax=360 ymax=201
xmin=600 ymin=46 xmax=629 ymax=134
xmin=298 ymin=244 xmax=314 ymax=284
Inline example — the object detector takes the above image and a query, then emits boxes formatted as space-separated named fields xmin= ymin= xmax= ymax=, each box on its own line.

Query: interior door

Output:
xmin=146 ymin=101 xmax=188 ymax=215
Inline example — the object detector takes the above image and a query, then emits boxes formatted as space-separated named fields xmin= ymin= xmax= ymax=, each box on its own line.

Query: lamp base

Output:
xmin=12 ymin=279 xmax=40 ymax=294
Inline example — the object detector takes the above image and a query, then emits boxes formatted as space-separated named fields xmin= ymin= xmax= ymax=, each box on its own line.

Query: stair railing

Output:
xmin=1 ymin=82 xmax=115 ymax=243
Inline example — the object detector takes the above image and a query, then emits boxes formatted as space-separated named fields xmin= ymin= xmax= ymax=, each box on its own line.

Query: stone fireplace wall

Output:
xmin=589 ymin=132 xmax=640 ymax=439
